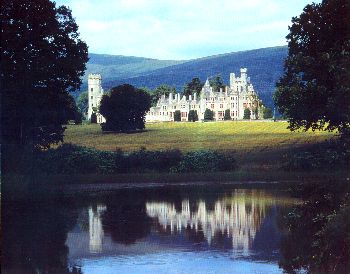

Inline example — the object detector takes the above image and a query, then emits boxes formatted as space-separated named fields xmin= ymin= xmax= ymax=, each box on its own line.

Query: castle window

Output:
xmin=91 ymin=96 xmax=93 ymax=99
xmin=91 ymin=88 xmax=93 ymax=92
xmin=220 ymin=104 xmax=223 ymax=108
xmin=211 ymin=104 xmax=214 ymax=109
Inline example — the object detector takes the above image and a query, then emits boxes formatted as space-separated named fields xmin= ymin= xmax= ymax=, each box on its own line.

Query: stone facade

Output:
xmin=146 ymin=68 xmax=261 ymax=122
xmin=87 ymin=73 xmax=106 ymax=123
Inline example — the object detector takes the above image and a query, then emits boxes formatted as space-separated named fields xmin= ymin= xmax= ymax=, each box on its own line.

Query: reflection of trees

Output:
xmin=102 ymin=198 xmax=152 ymax=245
xmin=146 ymin=189 xmax=280 ymax=251
xmin=2 ymin=201 xmax=81 ymax=274
xmin=279 ymin=182 xmax=350 ymax=273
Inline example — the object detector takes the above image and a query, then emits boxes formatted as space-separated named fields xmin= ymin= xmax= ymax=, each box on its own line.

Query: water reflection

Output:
xmin=88 ymin=205 xmax=106 ymax=253
xmin=2 ymin=186 xmax=298 ymax=274
xmin=146 ymin=190 xmax=272 ymax=252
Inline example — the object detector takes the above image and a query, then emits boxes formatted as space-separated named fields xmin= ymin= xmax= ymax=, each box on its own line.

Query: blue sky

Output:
xmin=55 ymin=0 xmax=320 ymax=60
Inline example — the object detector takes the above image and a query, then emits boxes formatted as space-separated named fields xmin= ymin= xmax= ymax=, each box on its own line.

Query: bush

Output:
xmin=224 ymin=109 xmax=231 ymax=120
xmin=90 ymin=113 xmax=97 ymax=123
xmin=8 ymin=144 xmax=236 ymax=175
xmin=188 ymin=110 xmax=198 ymax=122
xmin=243 ymin=108 xmax=251 ymax=119
xmin=174 ymin=110 xmax=181 ymax=122
xmin=204 ymin=108 xmax=214 ymax=121
xmin=173 ymin=150 xmax=236 ymax=173
xmin=282 ymin=137 xmax=350 ymax=171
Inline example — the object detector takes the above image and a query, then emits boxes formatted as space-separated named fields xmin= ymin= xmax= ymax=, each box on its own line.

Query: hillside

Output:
xmin=85 ymin=54 xmax=187 ymax=83
xmin=79 ymin=46 xmax=288 ymax=109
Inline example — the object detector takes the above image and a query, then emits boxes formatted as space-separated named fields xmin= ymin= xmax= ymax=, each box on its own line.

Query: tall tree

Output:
xmin=1 ymin=0 xmax=88 ymax=148
xmin=274 ymin=0 xmax=350 ymax=135
xmin=151 ymin=85 xmax=176 ymax=106
xmin=77 ymin=91 xmax=88 ymax=117
xmin=99 ymin=84 xmax=151 ymax=131
xmin=209 ymin=76 xmax=225 ymax=93
xmin=183 ymin=78 xmax=203 ymax=98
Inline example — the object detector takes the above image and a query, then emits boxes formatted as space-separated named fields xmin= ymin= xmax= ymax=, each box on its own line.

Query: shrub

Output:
xmin=224 ymin=109 xmax=231 ymax=120
xmin=243 ymin=108 xmax=251 ymax=119
xmin=263 ymin=107 xmax=273 ymax=119
xmin=204 ymin=108 xmax=214 ymax=121
xmin=188 ymin=110 xmax=198 ymax=122
xmin=174 ymin=110 xmax=181 ymax=122
xmin=173 ymin=150 xmax=235 ymax=173
xmin=90 ymin=113 xmax=97 ymax=123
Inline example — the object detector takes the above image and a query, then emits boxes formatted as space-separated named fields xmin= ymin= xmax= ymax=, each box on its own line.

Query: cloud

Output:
xmin=55 ymin=0 xmax=321 ymax=59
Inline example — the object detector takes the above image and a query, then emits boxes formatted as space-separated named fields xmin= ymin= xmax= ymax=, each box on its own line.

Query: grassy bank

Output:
xmin=64 ymin=121 xmax=335 ymax=171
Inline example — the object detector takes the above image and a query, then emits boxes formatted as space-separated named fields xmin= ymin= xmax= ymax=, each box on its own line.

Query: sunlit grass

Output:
xmin=64 ymin=121 xmax=334 ymax=155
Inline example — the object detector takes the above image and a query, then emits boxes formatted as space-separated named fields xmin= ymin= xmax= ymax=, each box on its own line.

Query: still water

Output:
xmin=3 ymin=185 xmax=297 ymax=274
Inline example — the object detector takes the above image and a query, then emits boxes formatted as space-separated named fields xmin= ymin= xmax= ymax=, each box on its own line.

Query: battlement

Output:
xmin=88 ymin=73 xmax=102 ymax=80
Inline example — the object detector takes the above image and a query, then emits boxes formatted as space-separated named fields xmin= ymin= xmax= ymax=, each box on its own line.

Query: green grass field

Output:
xmin=64 ymin=121 xmax=335 ymax=172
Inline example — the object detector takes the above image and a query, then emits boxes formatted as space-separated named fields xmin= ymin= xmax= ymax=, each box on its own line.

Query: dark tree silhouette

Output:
xmin=99 ymin=84 xmax=151 ymax=131
xmin=1 ymin=0 xmax=88 ymax=148
xmin=224 ymin=109 xmax=231 ymax=120
xmin=174 ymin=110 xmax=181 ymax=122
xmin=183 ymin=77 xmax=203 ymax=97
xmin=274 ymin=0 xmax=350 ymax=135
xmin=204 ymin=109 xmax=214 ymax=121
xmin=243 ymin=108 xmax=251 ymax=119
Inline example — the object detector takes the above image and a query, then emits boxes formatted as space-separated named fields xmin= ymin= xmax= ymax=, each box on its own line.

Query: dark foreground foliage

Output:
xmin=5 ymin=144 xmax=236 ymax=175
xmin=279 ymin=181 xmax=350 ymax=273
xmin=282 ymin=136 xmax=350 ymax=171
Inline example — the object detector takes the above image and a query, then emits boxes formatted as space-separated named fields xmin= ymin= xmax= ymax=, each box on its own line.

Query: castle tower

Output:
xmin=230 ymin=73 xmax=236 ymax=87
xmin=87 ymin=74 xmax=104 ymax=121
xmin=240 ymin=68 xmax=247 ymax=82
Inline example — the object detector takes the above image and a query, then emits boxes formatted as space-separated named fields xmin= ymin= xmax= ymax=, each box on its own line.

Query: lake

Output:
xmin=3 ymin=185 xmax=298 ymax=274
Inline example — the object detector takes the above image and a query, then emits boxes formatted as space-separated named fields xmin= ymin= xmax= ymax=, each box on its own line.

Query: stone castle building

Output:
xmin=146 ymin=68 xmax=261 ymax=122
xmin=87 ymin=68 xmax=261 ymax=123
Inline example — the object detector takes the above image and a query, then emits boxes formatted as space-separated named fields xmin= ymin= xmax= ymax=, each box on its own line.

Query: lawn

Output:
xmin=64 ymin=121 xmax=335 ymax=171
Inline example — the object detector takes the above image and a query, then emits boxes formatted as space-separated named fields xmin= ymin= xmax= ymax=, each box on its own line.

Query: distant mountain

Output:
xmin=79 ymin=46 xmax=288 ymax=109
xmin=85 ymin=54 xmax=187 ymax=83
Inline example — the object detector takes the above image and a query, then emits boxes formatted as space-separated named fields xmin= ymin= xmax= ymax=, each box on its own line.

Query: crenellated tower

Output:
xmin=87 ymin=74 xmax=105 ymax=122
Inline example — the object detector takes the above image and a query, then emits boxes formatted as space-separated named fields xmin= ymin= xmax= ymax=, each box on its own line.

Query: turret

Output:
xmin=230 ymin=73 xmax=236 ymax=87
xmin=240 ymin=68 xmax=247 ymax=82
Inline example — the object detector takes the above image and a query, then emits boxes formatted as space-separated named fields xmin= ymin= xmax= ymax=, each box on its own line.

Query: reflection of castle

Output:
xmin=146 ymin=190 xmax=268 ymax=252
xmin=89 ymin=204 xmax=107 ymax=253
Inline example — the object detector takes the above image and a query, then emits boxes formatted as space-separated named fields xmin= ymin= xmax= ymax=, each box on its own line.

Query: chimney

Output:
xmin=194 ymin=93 xmax=197 ymax=101
xmin=189 ymin=95 xmax=192 ymax=101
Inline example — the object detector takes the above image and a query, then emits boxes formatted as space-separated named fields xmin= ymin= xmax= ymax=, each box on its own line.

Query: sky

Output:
xmin=55 ymin=0 xmax=320 ymax=60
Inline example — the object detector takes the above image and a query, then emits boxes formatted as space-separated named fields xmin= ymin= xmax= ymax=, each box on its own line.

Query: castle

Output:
xmin=146 ymin=68 xmax=261 ymax=121
xmin=87 ymin=68 xmax=261 ymax=123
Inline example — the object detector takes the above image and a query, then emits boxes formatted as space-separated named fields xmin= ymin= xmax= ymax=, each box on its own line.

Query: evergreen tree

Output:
xmin=183 ymin=78 xmax=203 ymax=97
xmin=174 ymin=110 xmax=181 ymax=122
xmin=243 ymin=108 xmax=251 ymax=120
xmin=224 ymin=109 xmax=231 ymax=120
xmin=188 ymin=110 xmax=198 ymax=122
xmin=209 ymin=76 xmax=225 ymax=93
xmin=204 ymin=109 xmax=214 ymax=121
